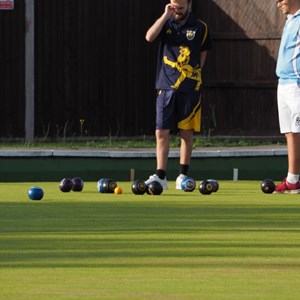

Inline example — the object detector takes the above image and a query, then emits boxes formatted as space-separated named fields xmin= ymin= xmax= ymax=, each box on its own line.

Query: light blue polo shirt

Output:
xmin=276 ymin=10 xmax=300 ymax=84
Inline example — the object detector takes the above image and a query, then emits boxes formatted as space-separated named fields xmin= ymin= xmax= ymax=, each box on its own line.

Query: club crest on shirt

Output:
xmin=186 ymin=30 xmax=196 ymax=41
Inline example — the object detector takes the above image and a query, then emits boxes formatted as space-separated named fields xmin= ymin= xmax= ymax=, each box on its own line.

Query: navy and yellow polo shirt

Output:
xmin=155 ymin=13 xmax=212 ymax=92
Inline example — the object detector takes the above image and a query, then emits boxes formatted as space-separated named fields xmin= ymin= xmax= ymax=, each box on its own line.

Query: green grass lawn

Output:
xmin=1 ymin=181 xmax=300 ymax=299
xmin=0 ymin=136 xmax=285 ymax=150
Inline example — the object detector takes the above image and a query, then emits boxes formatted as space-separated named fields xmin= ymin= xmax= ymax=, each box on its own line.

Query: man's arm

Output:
xmin=145 ymin=4 xmax=174 ymax=42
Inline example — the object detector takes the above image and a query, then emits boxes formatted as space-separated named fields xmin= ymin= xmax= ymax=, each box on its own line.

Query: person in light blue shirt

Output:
xmin=276 ymin=5 xmax=300 ymax=83
xmin=275 ymin=0 xmax=300 ymax=193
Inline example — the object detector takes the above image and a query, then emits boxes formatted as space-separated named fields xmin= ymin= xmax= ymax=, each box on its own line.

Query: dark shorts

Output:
xmin=156 ymin=89 xmax=202 ymax=132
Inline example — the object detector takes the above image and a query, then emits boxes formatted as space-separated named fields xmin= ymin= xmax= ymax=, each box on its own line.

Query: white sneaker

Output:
xmin=176 ymin=174 xmax=188 ymax=190
xmin=145 ymin=174 xmax=168 ymax=190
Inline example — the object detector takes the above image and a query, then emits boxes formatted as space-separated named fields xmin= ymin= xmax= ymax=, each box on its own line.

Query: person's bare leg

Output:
xmin=286 ymin=132 xmax=300 ymax=174
xmin=179 ymin=129 xmax=193 ymax=165
xmin=156 ymin=129 xmax=170 ymax=170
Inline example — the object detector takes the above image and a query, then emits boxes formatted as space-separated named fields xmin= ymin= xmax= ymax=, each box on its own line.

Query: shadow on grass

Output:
xmin=1 ymin=201 xmax=300 ymax=268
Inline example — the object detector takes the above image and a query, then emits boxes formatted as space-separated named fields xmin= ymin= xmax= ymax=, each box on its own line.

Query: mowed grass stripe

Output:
xmin=0 ymin=181 xmax=300 ymax=299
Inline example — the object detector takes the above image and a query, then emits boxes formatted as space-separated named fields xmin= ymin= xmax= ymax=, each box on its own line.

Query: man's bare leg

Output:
xmin=179 ymin=129 xmax=193 ymax=165
xmin=156 ymin=129 xmax=170 ymax=170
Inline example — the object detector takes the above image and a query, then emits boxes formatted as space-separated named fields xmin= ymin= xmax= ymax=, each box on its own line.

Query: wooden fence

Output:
xmin=0 ymin=0 xmax=286 ymax=138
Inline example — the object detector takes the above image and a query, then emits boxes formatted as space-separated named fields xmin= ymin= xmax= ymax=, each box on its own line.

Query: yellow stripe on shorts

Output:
xmin=178 ymin=100 xmax=202 ymax=132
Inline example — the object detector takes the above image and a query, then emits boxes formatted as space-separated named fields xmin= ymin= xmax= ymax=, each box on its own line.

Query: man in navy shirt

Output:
xmin=145 ymin=0 xmax=212 ymax=190
xmin=275 ymin=0 xmax=300 ymax=193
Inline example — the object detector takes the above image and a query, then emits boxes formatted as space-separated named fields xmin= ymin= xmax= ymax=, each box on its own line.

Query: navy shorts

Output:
xmin=156 ymin=89 xmax=202 ymax=132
